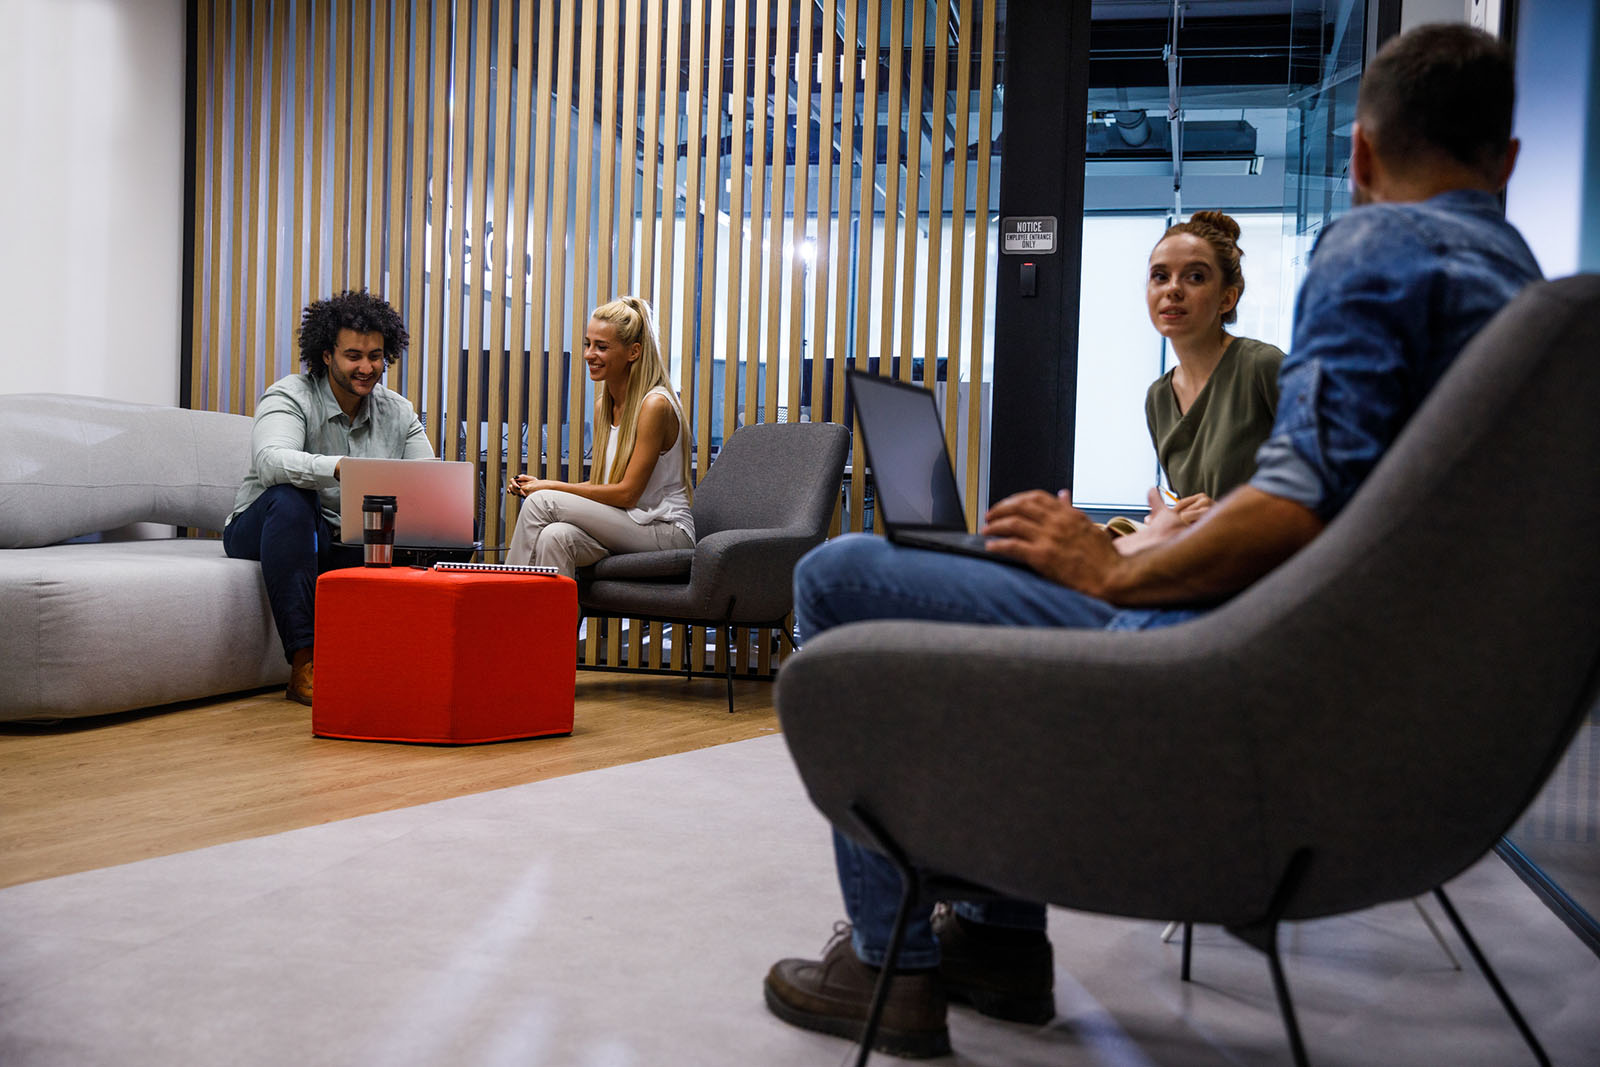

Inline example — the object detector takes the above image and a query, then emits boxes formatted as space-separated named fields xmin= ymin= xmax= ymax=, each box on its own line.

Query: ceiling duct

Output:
xmin=1086 ymin=112 xmax=1262 ymax=175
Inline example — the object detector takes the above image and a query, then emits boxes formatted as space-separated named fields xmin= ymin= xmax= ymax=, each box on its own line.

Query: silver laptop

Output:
xmin=846 ymin=370 xmax=1026 ymax=568
xmin=336 ymin=458 xmax=478 ymax=549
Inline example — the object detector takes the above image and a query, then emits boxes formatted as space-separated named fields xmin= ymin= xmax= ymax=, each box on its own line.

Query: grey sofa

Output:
xmin=0 ymin=393 xmax=287 ymax=721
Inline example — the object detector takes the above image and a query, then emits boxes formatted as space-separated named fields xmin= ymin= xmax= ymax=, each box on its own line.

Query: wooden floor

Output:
xmin=0 ymin=671 xmax=778 ymax=889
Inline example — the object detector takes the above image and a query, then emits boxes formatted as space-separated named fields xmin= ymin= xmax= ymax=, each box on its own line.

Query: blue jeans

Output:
xmin=223 ymin=485 xmax=363 ymax=660
xmin=794 ymin=534 xmax=1123 ymax=968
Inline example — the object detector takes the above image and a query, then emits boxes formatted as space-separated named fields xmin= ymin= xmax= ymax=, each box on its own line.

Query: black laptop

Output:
xmin=846 ymin=370 xmax=1025 ymax=567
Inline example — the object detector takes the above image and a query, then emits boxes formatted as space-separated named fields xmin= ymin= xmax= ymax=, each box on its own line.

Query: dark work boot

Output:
xmin=932 ymin=903 xmax=1056 ymax=1024
xmin=764 ymin=923 xmax=951 ymax=1059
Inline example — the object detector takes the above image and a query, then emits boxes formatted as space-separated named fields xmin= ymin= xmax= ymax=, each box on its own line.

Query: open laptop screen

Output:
xmin=847 ymin=371 xmax=968 ymax=533
xmin=336 ymin=458 xmax=477 ymax=549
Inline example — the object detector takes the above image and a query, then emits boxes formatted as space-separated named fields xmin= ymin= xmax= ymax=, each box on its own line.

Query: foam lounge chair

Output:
xmin=578 ymin=420 xmax=850 ymax=712
xmin=775 ymin=276 xmax=1600 ymax=1066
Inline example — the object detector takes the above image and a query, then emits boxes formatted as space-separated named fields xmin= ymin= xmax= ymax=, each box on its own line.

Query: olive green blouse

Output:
xmin=1144 ymin=336 xmax=1285 ymax=500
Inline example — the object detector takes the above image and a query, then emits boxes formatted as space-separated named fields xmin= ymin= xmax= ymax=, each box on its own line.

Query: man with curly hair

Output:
xmin=223 ymin=290 xmax=432 ymax=705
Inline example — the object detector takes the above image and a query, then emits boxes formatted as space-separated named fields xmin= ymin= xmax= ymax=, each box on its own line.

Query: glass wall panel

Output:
xmin=1072 ymin=0 xmax=1363 ymax=514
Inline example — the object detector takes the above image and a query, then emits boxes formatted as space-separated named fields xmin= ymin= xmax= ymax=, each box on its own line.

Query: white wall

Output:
xmin=0 ymin=0 xmax=186 ymax=404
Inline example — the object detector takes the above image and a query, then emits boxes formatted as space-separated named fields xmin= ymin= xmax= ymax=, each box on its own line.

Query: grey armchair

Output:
xmin=578 ymin=419 xmax=850 ymax=712
xmin=776 ymin=276 xmax=1600 ymax=1065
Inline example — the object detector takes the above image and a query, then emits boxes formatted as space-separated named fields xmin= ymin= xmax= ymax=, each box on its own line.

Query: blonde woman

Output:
xmin=506 ymin=296 xmax=694 ymax=576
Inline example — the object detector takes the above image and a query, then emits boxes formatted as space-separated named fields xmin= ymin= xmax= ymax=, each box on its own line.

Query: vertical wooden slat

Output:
xmin=330 ymin=2 xmax=351 ymax=290
xmin=309 ymin=2 xmax=329 ymax=306
xmin=944 ymin=0 xmax=973 ymax=494
xmin=920 ymin=0 xmax=951 ymax=415
xmin=724 ymin=0 xmax=750 ymax=442
xmin=878 ymin=1 xmax=905 ymax=390
xmin=829 ymin=0 xmax=860 ymax=457
xmin=965 ymin=0 xmax=997 ymax=513
xmin=464 ymin=0 xmax=493 ymax=494
xmin=595 ymin=0 xmax=623 ymax=667
xmin=678 ymin=0 xmax=707 ymax=496
xmin=265 ymin=0 xmax=287 ymax=381
xmin=347 ymin=0 xmax=370 ymax=287
xmin=569 ymin=0 xmax=599 ymax=496
xmin=544 ymin=2 xmax=577 ymax=480
xmin=596 ymin=0 xmax=621 ymax=302
xmin=503 ymin=0 xmax=538 ymax=548
xmin=368 ymin=0 xmax=391 ymax=296
xmin=896 ymin=0 xmax=927 ymax=388
xmin=698 ymin=0 xmax=728 ymax=466
xmin=443 ymin=1 xmax=473 ymax=462
xmin=637 ymin=0 xmax=665 ymax=300
xmin=617 ymin=0 xmax=643 ymax=294
xmin=425 ymin=0 xmax=451 ymax=453
xmin=570 ymin=2 xmax=601 ymax=664
xmin=229 ymin=1 xmax=249 ymax=411
xmin=243 ymin=2 xmax=267 ymax=410
xmin=405 ymin=0 xmax=434 ymax=420
xmin=847 ymin=0 xmax=880 ymax=535
xmin=757 ymin=0 xmax=788 ymax=428
xmin=384 ymin=3 xmax=410 ymax=390
xmin=784 ymin=0 xmax=812 ymax=425
xmin=690 ymin=0 xmax=727 ymax=676
xmin=191 ymin=0 xmax=212 ymax=411
xmin=807 ymin=0 xmax=837 ymax=439
xmin=523 ymin=0 xmax=558 ymax=492
xmin=484 ymin=0 xmax=515 ymax=543
xmin=658 ymin=0 xmax=684 ymax=672
xmin=655 ymin=0 xmax=684 ymax=377
xmin=291 ymin=0 xmax=310 ymax=368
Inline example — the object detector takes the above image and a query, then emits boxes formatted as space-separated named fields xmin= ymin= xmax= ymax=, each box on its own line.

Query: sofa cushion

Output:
xmin=0 ymin=540 xmax=287 ymax=720
xmin=0 ymin=394 xmax=254 ymax=548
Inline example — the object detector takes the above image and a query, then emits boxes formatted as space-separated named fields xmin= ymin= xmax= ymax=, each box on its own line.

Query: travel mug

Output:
xmin=362 ymin=494 xmax=398 ymax=567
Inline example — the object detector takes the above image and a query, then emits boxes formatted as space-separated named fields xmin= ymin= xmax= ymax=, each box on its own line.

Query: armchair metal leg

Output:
xmin=1411 ymin=896 xmax=1462 ymax=970
xmin=847 ymin=803 xmax=923 ymax=1067
xmin=724 ymin=624 xmax=735 ymax=714
xmin=1225 ymin=848 xmax=1313 ymax=1067
xmin=1432 ymin=887 xmax=1550 ymax=1066
xmin=1181 ymin=921 xmax=1194 ymax=981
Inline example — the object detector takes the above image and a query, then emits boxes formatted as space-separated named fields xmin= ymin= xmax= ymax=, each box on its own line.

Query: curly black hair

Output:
xmin=297 ymin=290 xmax=410 ymax=378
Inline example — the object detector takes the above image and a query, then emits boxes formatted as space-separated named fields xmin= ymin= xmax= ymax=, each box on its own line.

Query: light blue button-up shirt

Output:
xmin=227 ymin=373 xmax=433 ymax=533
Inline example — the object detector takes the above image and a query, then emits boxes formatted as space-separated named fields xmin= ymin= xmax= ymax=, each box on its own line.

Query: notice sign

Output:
xmin=1001 ymin=216 xmax=1056 ymax=255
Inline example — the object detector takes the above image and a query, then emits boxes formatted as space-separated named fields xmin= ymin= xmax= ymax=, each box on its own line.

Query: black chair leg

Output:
xmin=847 ymin=803 xmax=924 ymax=1067
xmin=1226 ymin=848 xmax=1314 ymax=1067
xmin=1432 ymin=887 xmax=1550 ymax=1066
xmin=1181 ymin=921 xmax=1194 ymax=981
xmin=724 ymin=624 xmax=735 ymax=713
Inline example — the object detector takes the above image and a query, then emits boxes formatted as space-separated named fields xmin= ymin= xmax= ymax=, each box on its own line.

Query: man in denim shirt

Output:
xmin=766 ymin=24 xmax=1542 ymax=1060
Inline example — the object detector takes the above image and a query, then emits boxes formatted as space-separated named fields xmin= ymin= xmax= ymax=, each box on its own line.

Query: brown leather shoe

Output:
xmin=764 ymin=924 xmax=950 ymax=1059
xmin=932 ymin=903 xmax=1055 ymax=1024
xmin=286 ymin=648 xmax=313 ymax=706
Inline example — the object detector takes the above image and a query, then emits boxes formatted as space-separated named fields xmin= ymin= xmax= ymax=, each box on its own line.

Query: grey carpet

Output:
xmin=1 ymin=735 xmax=1597 ymax=1066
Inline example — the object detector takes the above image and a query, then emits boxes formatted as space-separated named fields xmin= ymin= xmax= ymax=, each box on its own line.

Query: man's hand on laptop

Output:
xmin=981 ymin=489 xmax=1124 ymax=597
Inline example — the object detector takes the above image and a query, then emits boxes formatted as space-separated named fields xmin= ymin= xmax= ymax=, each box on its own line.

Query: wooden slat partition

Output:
xmin=186 ymin=0 xmax=1003 ymax=682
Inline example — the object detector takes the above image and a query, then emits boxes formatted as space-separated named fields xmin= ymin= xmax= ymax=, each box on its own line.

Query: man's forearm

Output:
xmin=1101 ymin=486 xmax=1324 ymax=607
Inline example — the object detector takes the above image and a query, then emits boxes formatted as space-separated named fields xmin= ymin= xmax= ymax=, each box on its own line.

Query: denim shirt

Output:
xmin=226 ymin=373 xmax=433 ymax=532
xmin=1109 ymin=189 xmax=1542 ymax=633
xmin=1249 ymin=189 xmax=1542 ymax=520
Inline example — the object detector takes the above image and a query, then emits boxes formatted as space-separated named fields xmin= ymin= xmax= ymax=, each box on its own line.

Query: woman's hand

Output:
xmin=507 ymin=474 xmax=554 ymax=498
xmin=1172 ymin=492 xmax=1214 ymax=524
xmin=1117 ymin=487 xmax=1192 ymax=556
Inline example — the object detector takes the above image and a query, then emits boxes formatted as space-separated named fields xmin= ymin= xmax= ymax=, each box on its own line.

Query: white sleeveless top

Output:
xmin=602 ymin=385 xmax=695 ymax=539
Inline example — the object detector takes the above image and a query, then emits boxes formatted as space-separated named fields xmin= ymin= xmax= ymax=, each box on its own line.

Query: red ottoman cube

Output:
xmin=312 ymin=567 xmax=577 ymax=743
